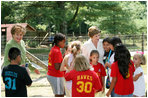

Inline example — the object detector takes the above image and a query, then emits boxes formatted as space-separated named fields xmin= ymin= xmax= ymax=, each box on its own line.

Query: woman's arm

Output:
xmin=106 ymin=77 xmax=117 ymax=97
xmin=2 ymin=44 xmax=11 ymax=67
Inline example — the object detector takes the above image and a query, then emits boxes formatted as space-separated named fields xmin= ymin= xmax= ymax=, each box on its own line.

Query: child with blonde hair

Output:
xmin=65 ymin=54 xmax=102 ymax=97
xmin=133 ymin=52 xmax=146 ymax=97
xmin=60 ymin=41 xmax=81 ymax=97
xmin=90 ymin=50 xmax=106 ymax=97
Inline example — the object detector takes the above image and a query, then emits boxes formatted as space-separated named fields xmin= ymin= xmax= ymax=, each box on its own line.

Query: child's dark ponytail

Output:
xmin=52 ymin=39 xmax=56 ymax=47
xmin=52 ymin=33 xmax=66 ymax=47
xmin=114 ymin=44 xmax=131 ymax=79
xmin=110 ymin=37 xmax=122 ymax=48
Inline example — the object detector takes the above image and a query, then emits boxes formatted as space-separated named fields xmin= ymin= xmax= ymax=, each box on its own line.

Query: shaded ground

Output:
xmin=1 ymin=70 xmax=54 ymax=97
xmin=1 ymin=51 xmax=147 ymax=97
xmin=1 ymin=71 xmax=147 ymax=97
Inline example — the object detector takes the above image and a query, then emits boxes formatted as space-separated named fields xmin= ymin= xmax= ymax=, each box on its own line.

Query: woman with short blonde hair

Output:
xmin=82 ymin=26 xmax=104 ymax=66
xmin=3 ymin=24 xmax=39 ymax=74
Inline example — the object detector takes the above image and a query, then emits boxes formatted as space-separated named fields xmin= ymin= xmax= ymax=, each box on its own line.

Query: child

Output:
xmin=63 ymin=45 xmax=71 ymax=58
xmin=47 ymin=33 xmax=66 ymax=97
xmin=60 ymin=41 xmax=81 ymax=97
xmin=105 ymin=37 xmax=122 ymax=69
xmin=106 ymin=44 xmax=135 ymax=97
xmin=104 ymin=37 xmax=122 ymax=96
xmin=65 ymin=54 xmax=102 ymax=97
xmin=102 ymin=37 xmax=113 ymax=64
xmin=2 ymin=47 xmax=32 ymax=97
xmin=133 ymin=52 xmax=146 ymax=97
xmin=102 ymin=37 xmax=113 ymax=90
xmin=90 ymin=50 xmax=106 ymax=96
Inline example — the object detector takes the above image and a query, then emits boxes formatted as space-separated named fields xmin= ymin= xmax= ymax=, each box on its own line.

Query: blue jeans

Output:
xmin=114 ymin=93 xmax=133 ymax=97
xmin=111 ymin=88 xmax=115 ymax=97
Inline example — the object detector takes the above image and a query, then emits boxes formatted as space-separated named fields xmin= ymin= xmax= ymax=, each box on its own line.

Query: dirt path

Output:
xmin=27 ymin=76 xmax=54 ymax=97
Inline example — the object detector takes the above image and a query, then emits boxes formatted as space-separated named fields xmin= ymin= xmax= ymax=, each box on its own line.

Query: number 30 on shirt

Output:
xmin=76 ymin=81 xmax=92 ymax=93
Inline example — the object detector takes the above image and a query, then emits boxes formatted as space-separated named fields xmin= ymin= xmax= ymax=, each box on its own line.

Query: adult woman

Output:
xmin=82 ymin=26 xmax=104 ymax=65
xmin=2 ymin=24 xmax=39 ymax=74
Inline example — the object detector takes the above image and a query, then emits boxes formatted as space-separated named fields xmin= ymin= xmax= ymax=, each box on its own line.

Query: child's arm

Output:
xmin=55 ymin=63 xmax=62 ymax=70
xmin=133 ymin=72 xmax=142 ymax=81
xmin=60 ymin=55 xmax=70 ymax=71
xmin=106 ymin=77 xmax=117 ymax=97
xmin=64 ymin=71 xmax=73 ymax=81
xmin=101 ymin=76 xmax=105 ymax=93
xmin=23 ymin=68 xmax=32 ymax=87
xmin=60 ymin=57 xmax=67 ymax=71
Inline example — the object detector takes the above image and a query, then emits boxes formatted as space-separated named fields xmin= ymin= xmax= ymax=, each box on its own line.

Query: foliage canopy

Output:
xmin=1 ymin=1 xmax=147 ymax=35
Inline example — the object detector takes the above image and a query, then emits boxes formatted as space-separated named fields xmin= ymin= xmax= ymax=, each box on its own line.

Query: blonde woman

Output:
xmin=82 ymin=26 xmax=104 ymax=65
xmin=60 ymin=41 xmax=81 ymax=97
xmin=2 ymin=24 xmax=39 ymax=74
xmin=64 ymin=54 xmax=102 ymax=97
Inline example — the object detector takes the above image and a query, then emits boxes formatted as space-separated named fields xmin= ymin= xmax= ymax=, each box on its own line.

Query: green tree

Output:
xmin=1 ymin=1 xmax=147 ymax=35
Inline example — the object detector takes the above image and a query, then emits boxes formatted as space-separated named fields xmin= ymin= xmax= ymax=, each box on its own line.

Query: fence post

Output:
xmin=142 ymin=32 xmax=144 ymax=53
xmin=132 ymin=35 xmax=135 ymax=46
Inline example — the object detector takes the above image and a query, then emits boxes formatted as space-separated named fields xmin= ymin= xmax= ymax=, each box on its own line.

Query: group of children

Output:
xmin=2 ymin=32 xmax=146 ymax=97
xmin=46 ymin=33 xmax=146 ymax=97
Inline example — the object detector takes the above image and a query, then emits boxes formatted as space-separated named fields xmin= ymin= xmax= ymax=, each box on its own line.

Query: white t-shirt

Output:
xmin=133 ymin=66 xmax=145 ymax=96
xmin=82 ymin=39 xmax=104 ymax=66
xmin=65 ymin=53 xmax=74 ymax=97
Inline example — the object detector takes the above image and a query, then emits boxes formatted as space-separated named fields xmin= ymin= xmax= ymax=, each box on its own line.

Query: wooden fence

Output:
xmin=1 ymin=34 xmax=147 ymax=61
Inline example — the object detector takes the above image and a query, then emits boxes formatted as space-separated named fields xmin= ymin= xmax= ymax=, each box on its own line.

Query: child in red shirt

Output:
xmin=90 ymin=50 xmax=106 ymax=96
xmin=65 ymin=54 xmax=102 ymax=97
xmin=106 ymin=44 xmax=135 ymax=97
xmin=47 ymin=33 xmax=66 ymax=97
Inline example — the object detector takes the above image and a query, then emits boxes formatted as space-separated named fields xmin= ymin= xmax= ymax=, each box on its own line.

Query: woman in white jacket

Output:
xmin=82 ymin=26 xmax=104 ymax=66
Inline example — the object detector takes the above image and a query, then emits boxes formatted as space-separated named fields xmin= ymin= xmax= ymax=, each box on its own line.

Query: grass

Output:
xmin=27 ymin=48 xmax=50 ymax=54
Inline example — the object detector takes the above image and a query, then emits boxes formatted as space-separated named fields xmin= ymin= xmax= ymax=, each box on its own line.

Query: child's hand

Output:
xmin=102 ymin=87 xmax=105 ymax=93
xmin=135 ymin=72 xmax=142 ymax=78
xmin=106 ymin=91 xmax=111 ymax=97
xmin=34 ymin=69 xmax=40 ymax=74
xmin=105 ymin=62 xmax=110 ymax=69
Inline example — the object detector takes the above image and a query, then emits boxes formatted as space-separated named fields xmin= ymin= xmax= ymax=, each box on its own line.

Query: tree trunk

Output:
xmin=56 ymin=1 xmax=67 ymax=35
